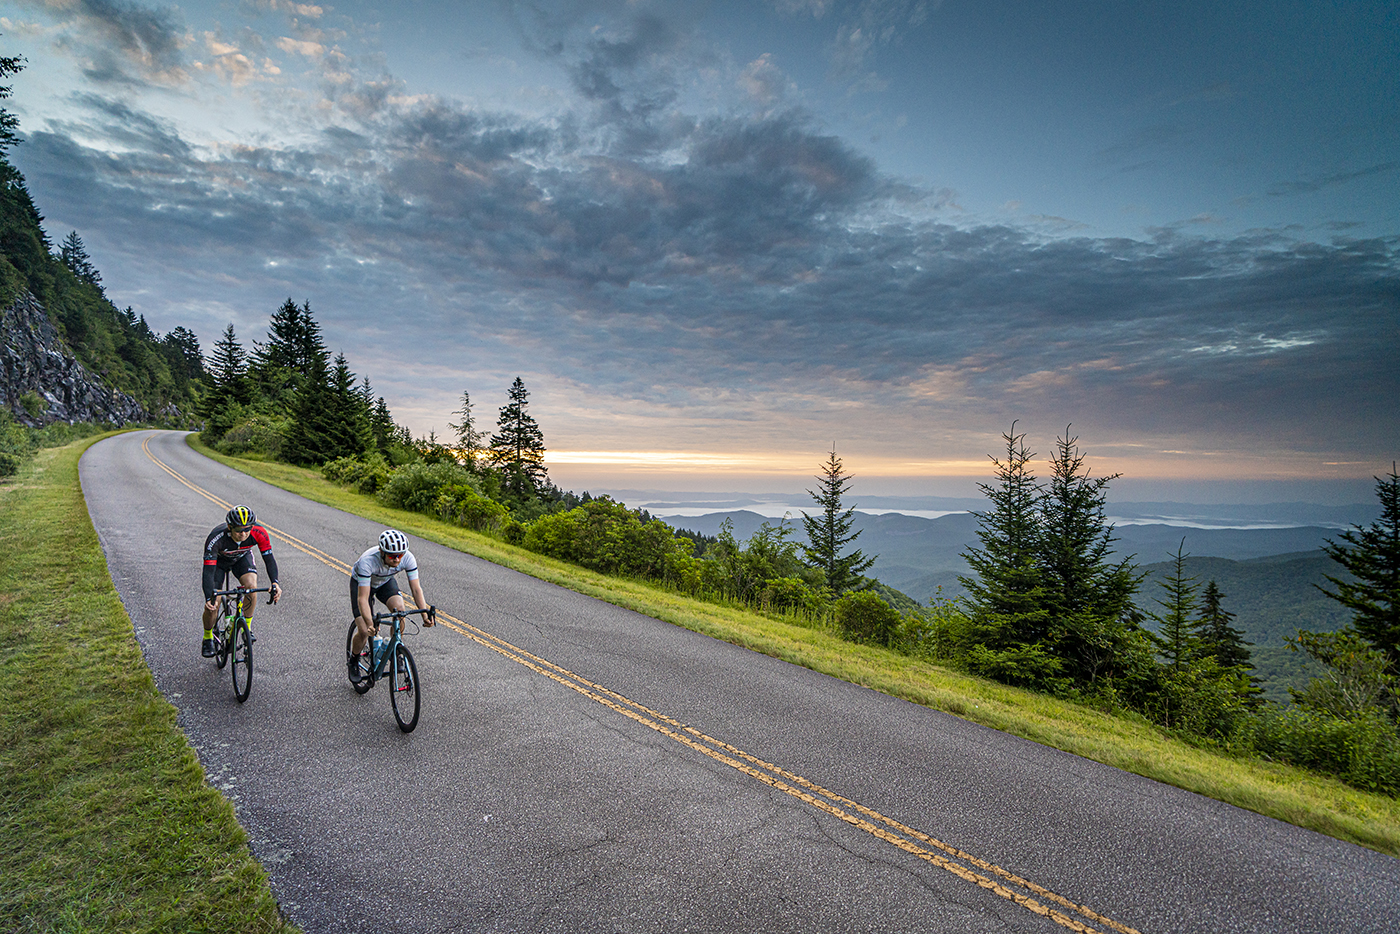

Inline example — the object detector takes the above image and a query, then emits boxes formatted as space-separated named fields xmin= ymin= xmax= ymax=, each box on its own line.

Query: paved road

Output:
xmin=81 ymin=430 xmax=1400 ymax=933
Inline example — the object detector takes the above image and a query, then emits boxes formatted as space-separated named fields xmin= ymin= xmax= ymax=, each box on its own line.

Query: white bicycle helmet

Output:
xmin=379 ymin=529 xmax=408 ymax=555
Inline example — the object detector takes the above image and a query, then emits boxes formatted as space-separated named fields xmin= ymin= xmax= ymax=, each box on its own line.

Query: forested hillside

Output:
xmin=0 ymin=55 xmax=201 ymax=425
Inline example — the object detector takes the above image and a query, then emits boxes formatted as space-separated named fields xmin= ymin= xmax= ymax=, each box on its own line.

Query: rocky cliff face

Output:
xmin=1 ymin=291 xmax=154 ymax=428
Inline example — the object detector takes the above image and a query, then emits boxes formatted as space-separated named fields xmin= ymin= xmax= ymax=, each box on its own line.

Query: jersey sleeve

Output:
xmin=250 ymin=527 xmax=278 ymax=583
xmin=403 ymin=551 xmax=420 ymax=581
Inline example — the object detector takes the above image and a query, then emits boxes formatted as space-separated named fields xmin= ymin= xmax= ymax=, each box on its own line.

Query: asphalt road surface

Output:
xmin=80 ymin=430 xmax=1400 ymax=933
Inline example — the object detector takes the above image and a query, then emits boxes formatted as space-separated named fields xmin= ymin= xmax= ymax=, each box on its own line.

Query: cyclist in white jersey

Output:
xmin=348 ymin=529 xmax=434 ymax=682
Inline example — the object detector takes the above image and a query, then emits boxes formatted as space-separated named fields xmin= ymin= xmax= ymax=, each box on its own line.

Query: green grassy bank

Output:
xmin=0 ymin=436 xmax=296 ymax=933
xmin=190 ymin=437 xmax=1400 ymax=858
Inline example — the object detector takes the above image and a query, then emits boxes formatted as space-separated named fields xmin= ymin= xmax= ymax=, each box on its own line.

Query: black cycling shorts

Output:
xmin=350 ymin=576 xmax=401 ymax=620
xmin=218 ymin=552 xmax=257 ymax=583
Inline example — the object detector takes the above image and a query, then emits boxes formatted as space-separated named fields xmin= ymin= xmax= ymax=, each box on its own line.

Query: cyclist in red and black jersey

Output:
xmin=202 ymin=504 xmax=282 ymax=657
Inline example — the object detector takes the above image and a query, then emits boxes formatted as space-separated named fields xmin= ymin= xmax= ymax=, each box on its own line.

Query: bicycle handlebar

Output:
xmin=373 ymin=605 xmax=436 ymax=624
xmin=212 ymin=586 xmax=273 ymax=596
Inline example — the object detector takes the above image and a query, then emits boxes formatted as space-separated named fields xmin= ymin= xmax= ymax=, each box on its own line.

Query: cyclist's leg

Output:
xmin=237 ymin=568 xmax=259 ymax=631
xmin=349 ymin=578 xmax=373 ymax=661
xmin=202 ymin=567 xmax=229 ymax=656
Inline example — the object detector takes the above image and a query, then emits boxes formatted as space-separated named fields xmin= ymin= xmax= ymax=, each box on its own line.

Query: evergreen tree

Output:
xmin=800 ymin=448 xmax=873 ymax=595
xmin=284 ymin=353 xmax=371 ymax=465
xmin=0 ymin=49 xmax=21 ymax=154
xmin=1318 ymin=464 xmax=1400 ymax=666
xmin=206 ymin=324 xmax=248 ymax=401
xmin=370 ymin=396 xmax=398 ymax=453
xmin=59 ymin=231 xmax=101 ymax=287
xmin=959 ymin=425 xmax=1050 ymax=649
xmin=488 ymin=377 xmax=548 ymax=496
xmin=1150 ymin=539 xmax=1199 ymax=671
xmin=199 ymin=324 xmax=248 ymax=439
xmin=1039 ymin=427 xmax=1143 ymax=683
xmin=449 ymin=390 xmax=483 ymax=467
xmin=1193 ymin=580 xmax=1252 ymax=669
xmin=160 ymin=326 xmax=203 ymax=382
xmin=250 ymin=298 xmax=326 ymax=402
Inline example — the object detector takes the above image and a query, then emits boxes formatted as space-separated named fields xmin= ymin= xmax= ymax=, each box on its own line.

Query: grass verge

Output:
xmin=0 ymin=436 xmax=296 ymax=933
xmin=189 ymin=436 xmax=1400 ymax=857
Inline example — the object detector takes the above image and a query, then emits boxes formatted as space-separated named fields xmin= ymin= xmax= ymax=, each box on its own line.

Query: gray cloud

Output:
xmin=12 ymin=1 xmax=1398 ymax=465
xmin=46 ymin=0 xmax=190 ymax=85
xmin=1266 ymin=162 xmax=1400 ymax=198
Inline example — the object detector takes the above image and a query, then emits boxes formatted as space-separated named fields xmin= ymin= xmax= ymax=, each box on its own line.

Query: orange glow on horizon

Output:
xmin=543 ymin=449 xmax=1388 ymax=481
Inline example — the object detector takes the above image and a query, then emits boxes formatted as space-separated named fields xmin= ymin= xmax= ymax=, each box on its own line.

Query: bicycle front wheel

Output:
xmin=215 ymin=618 xmax=231 ymax=669
xmin=216 ymin=599 xmax=236 ymax=669
xmin=390 ymin=644 xmax=420 ymax=733
xmin=231 ymin=617 xmax=253 ymax=703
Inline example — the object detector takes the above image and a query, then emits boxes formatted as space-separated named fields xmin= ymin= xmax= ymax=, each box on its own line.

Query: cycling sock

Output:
xmin=203 ymin=629 xmax=213 ymax=639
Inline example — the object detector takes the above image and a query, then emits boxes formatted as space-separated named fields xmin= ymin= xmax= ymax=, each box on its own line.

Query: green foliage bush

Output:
xmin=757 ymin=576 xmax=827 ymax=616
xmin=900 ymin=596 xmax=974 ymax=660
xmin=219 ymin=413 xmax=290 ymax=459
xmin=521 ymin=497 xmax=696 ymax=581
xmin=322 ymin=453 xmax=392 ymax=494
xmin=0 ymin=409 xmax=31 ymax=476
xmin=377 ymin=461 xmax=476 ymax=514
xmin=434 ymin=482 xmax=510 ymax=532
xmin=1250 ymin=707 xmax=1400 ymax=795
xmin=834 ymin=591 xmax=903 ymax=647
xmin=964 ymin=642 xmax=1068 ymax=692
xmin=1143 ymin=657 xmax=1255 ymax=741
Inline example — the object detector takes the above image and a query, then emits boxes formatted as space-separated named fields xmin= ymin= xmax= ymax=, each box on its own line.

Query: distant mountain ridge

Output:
xmin=658 ymin=508 xmax=1352 ymax=604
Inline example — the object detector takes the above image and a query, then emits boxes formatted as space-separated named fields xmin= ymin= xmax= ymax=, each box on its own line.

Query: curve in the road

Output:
xmin=141 ymin=435 xmax=1138 ymax=934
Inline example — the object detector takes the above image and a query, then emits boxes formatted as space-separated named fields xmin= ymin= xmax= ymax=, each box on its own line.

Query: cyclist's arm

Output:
xmin=356 ymin=582 xmax=375 ymax=625
xmin=202 ymin=560 xmax=221 ymax=604
xmin=252 ymin=528 xmax=281 ymax=600
xmin=408 ymin=577 xmax=432 ymax=625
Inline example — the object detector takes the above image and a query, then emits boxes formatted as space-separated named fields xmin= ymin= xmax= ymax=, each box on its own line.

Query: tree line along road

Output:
xmin=79 ymin=430 xmax=1400 ymax=934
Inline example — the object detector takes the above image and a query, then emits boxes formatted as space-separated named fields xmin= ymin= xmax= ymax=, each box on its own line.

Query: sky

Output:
xmin=2 ymin=0 xmax=1396 ymax=504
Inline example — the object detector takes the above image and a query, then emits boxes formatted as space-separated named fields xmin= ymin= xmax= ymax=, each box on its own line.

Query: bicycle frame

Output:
xmin=211 ymin=585 xmax=271 ymax=702
xmin=363 ymin=607 xmax=431 ymax=685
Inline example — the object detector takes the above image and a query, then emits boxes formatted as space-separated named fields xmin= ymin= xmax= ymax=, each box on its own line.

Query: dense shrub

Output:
xmin=964 ymin=642 xmax=1068 ymax=692
xmin=435 ymin=483 xmax=510 ymax=532
xmin=834 ymin=591 xmax=902 ymax=647
xmin=1250 ymin=707 xmax=1400 ymax=795
xmin=322 ymin=454 xmax=392 ymax=494
xmin=1143 ymin=658 xmax=1255 ymax=741
xmin=219 ymin=413 xmax=290 ymax=459
xmin=521 ymin=497 xmax=695 ymax=581
xmin=0 ymin=409 xmax=32 ymax=476
xmin=377 ymin=461 xmax=476 ymax=513
xmin=757 ymin=576 xmax=826 ymax=616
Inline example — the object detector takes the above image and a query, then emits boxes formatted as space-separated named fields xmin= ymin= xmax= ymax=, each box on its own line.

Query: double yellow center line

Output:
xmin=143 ymin=434 xmax=1142 ymax=934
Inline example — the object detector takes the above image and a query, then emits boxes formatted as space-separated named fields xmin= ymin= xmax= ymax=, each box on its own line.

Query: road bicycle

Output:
xmin=345 ymin=606 xmax=434 ymax=732
xmin=210 ymin=585 xmax=272 ymax=703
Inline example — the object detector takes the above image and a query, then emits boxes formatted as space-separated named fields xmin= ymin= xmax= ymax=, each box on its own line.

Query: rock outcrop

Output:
xmin=1 ymin=290 xmax=154 ymax=427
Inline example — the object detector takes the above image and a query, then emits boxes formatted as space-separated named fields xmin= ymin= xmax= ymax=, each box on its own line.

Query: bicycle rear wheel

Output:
xmin=390 ymin=644 xmax=420 ymax=733
xmin=346 ymin=620 xmax=373 ymax=694
xmin=231 ymin=617 xmax=253 ymax=703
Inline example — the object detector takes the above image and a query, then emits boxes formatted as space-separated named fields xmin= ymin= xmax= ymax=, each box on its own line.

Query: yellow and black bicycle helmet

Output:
xmin=226 ymin=505 xmax=255 ymax=530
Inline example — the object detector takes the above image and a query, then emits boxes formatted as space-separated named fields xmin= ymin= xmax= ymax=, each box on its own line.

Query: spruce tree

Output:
xmin=449 ymin=390 xmax=483 ymax=467
xmin=0 ymin=50 xmax=21 ymax=154
xmin=488 ymin=377 xmax=548 ymax=496
xmin=1149 ymin=539 xmax=1199 ymax=671
xmin=959 ymin=425 xmax=1050 ymax=649
xmin=1193 ymin=580 xmax=1252 ymax=669
xmin=1039 ymin=427 xmax=1143 ymax=683
xmin=59 ymin=231 xmax=101 ymax=287
xmin=800 ymin=448 xmax=873 ymax=595
xmin=1318 ymin=464 xmax=1400 ymax=665
xmin=199 ymin=324 xmax=248 ymax=440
